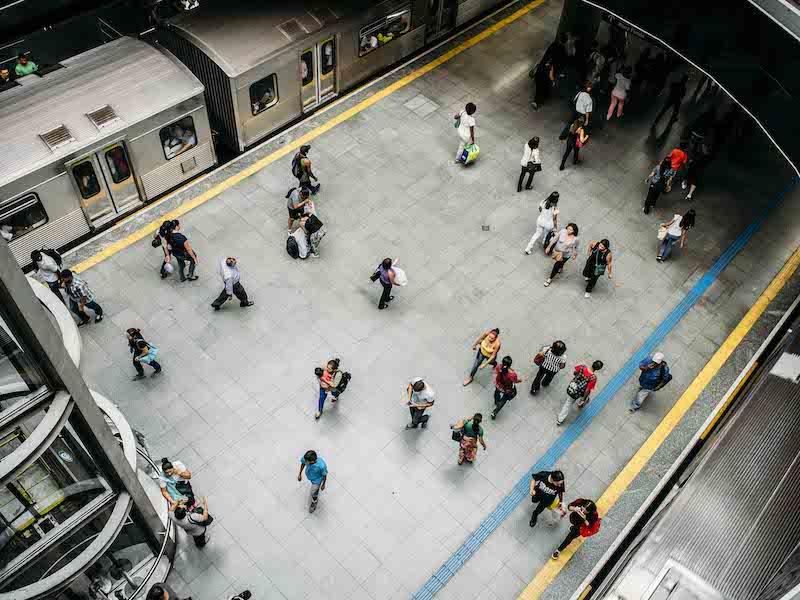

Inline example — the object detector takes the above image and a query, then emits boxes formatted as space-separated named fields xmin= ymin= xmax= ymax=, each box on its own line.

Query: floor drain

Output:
xmin=481 ymin=225 xmax=490 ymax=231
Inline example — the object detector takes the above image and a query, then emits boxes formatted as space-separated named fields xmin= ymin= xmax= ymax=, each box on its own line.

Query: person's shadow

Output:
xmin=646 ymin=117 xmax=677 ymax=152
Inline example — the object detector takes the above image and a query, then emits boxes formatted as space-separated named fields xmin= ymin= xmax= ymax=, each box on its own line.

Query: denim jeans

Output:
xmin=69 ymin=299 xmax=103 ymax=321
xmin=408 ymin=406 xmax=429 ymax=428
xmin=631 ymin=388 xmax=653 ymax=410
xmin=174 ymin=252 xmax=196 ymax=280
xmin=317 ymin=386 xmax=340 ymax=413
xmin=468 ymin=349 xmax=496 ymax=379
xmin=659 ymin=234 xmax=681 ymax=260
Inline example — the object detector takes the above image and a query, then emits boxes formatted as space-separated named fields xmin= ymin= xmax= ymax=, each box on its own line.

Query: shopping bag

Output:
xmin=392 ymin=266 xmax=408 ymax=286
xmin=460 ymin=144 xmax=480 ymax=165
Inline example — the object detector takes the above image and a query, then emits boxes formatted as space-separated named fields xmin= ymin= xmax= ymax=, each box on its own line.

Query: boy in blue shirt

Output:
xmin=297 ymin=450 xmax=328 ymax=513
xmin=631 ymin=352 xmax=671 ymax=412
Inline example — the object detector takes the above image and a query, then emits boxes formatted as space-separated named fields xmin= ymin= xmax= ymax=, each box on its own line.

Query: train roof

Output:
xmin=0 ymin=37 xmax=204 ymax=189
xmin=162 ymin=2 xmax=366 ymax=78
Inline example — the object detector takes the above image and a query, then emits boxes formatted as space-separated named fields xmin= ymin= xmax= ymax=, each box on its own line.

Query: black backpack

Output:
xmin=567 ymin=367 xmax=590 ymax=399
xmin=291 ymin=153 xmax=303 ymax=179
xmin=286 ymin=234 xmax=300 ymax=259
xmin=285 ymin=186 xmax=298 ymax=199
xmin=336 ymin=372 xmax=352 ymax=393
xmin=42 ymin=247 xmax=63 ymax=267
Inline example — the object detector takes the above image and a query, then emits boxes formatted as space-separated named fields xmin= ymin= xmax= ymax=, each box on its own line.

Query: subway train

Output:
xmin=0 ymin=0 xmax=509 ymax=266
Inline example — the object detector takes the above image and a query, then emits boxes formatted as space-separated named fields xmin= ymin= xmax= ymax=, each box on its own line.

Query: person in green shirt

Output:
xmin=453 ymin=413 xmax=487 ymax=465
xmin=15 ymin=54 xmax=37 ymax=77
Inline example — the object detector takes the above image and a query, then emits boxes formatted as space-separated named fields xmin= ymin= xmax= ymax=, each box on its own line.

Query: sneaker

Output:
xmin=643 ymin=206 xmax=650 ymax=214
xmin=131 ymin=374 xmax=146 ymax=381
xmin=95 ymin=314 xmax=104 ymax=323
xmin=421 ymin=420 xmax=428 ymax=429
xmin=314 ymin=411 xmax=321 ymax=420
xmin=180 ymin=277 xmax=187 ymax=282
xmin=529 ymin=516 xmax=537 ymax=528
xmin=378 ymin=304 xmax=387 ymax=310
xmin=551 ymin=551 xmax=560 ymax=560
xmin=628 ymin=407 xmax=637 ymax=413
xmin=556 ymin=420 xmax=563 ymax=426
xmin=584 ymin=292 xmax=591 ymax=298
xmin=234 ymin=592 xmax=252 ymax=600
xmin=681 ymin=180 xmax=688 ymax=190
xmin=212 ymin=305 xmax=220 ymax=311
xmin=531 ymin=102 xmax=539 ymax=110
xmin=685 ymin=194 xmax=693 ymax=201
xmin=310 ymin=252 xmax=320 ymax=258
xmin=584 ymin=276 xmax=590 ymax=281
xmin=77 ymin=319 xmax=90 ymax=328
xmin=388 ymin=296 xmax=395 ymax=302
xmin=544 ymin=279 xmax=551 ymax=287
xmin=240 ymin=301 xmax=255 ymax=307
xmin=404 ymin=423 xmax=417 ymax=430
xmin=559 ymin=165 xmax=565 ymax=171
xmin=524 ymin=249 xmax=531 ymax=255
xmin=151 ymin=370 xmax=162 ymax=378
xmin=309 ymin=500 xmax=318 ymax=514
xmin=187 ymin=275 xmax=199 ymax=281
xmin=490 ymin=411 xmax=497 ymax=420
xmin=656 ymin=256 xmax=663 ymax=262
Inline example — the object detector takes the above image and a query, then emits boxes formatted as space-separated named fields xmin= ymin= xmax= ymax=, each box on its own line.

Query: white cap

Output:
xmin=652 ymin=352 xmax=664 ymax=364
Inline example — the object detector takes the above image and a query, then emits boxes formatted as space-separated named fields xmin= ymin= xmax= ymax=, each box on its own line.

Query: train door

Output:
xmin=67 ymin=141 xmax=141 ymax=227
xmin=300 ymin=37 xmax=338 ymax=112
xmin=427 ymin=0 xmax=457 ymax=41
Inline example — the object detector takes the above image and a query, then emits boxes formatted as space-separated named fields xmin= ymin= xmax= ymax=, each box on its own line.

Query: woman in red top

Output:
xmin=551 ymin=498 xmax=600 ymax=559
xmin=491 ymin=356 xmax=522 ymax=419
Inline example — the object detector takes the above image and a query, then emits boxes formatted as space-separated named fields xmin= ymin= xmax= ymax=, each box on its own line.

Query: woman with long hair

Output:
xmin=524 ymin=191 xmax=560 ymax=255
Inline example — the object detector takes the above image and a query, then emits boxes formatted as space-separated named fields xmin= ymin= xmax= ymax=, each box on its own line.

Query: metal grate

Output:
xmin=86 ymin=105 xmax=119 ymax=129
xmin=307 ymin=8 xmax=338 ymax=26
xmin=39 ymin=125 xmax=75 ymax=151
xmin=276 ymin=19 xmax=308 ymax=41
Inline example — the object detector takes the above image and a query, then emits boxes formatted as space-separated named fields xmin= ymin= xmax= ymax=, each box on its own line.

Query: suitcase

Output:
xmin=460 ymin=143 xmax=480 ymax=165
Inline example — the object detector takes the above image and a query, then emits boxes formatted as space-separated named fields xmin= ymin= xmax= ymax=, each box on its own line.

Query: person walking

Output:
xmin=170 ymin=496 xmax=211 ymax=547
xmin=166 ymin=220 xmax=199 ymax=282
xmin=297 ymin=450 xmax=327 ymax=513
xmin=524 ymin=192 xmax=560 ymax=255
xmin=557 ymin=360 xmax=603 ymax=425
xmin=286 ymin=187 xmax=312 ymax=232
xmin=159 ymin=458 xmax=194 ymax=510
xmin=491 ymin=356 xmax=521 ymax=419
xmin=678 ymin=208 xmax=696 ymax=246
xmin=606 ymin=66 xmax=632 ymax=121
xmin=530 ymin=340 xmax=567 ymax=395
xmin=529 ymin=470 xmax=566 ymax=528
xmin=551 ymin=498 xmax=601 ymax=559
xmin=653 ymin=74 xmax=689 ymax=126
xmin=314 ymin=359 xmax=344 ymax=420
xmin=464 ymin=328 xmax=502 ymax=385
xmin=681 ymin=153 xmax=709 ymax=200
xmin=406 ymin=377 xmax=435 ymax=429
xmin=372 ymin=257 xmax=396 ymax=310
xmin=544 ymin=223 xmax=580 ymax=287
xmin=127 ymin=328 xmax=162 ymax=380
xmin=59 ymin=270 xmax=104 ymax=326
xmin=517 ymin=137 xmax=542 ymax=192
xmin=530 ymin=55 xmax=555 ymax=110
xmin=454 ymin=102 xmax=477 ymax=163
xmin=30 ymin=249 xmax=64 ymax=303
xmin=571 ymin=81 xmax=594 ymax=127
xmin=452 ymin=413 xmax=486 ymax=465
xmin=582 ymin=239 xmax=613 ymax=298
xmin=211 ymin=257 xmax=254 ymax=310
xmin=643 ymin=157 xmax=673 ymax=214
xmin=559 ymin=117 xmax=588 ymax=171
xmin=657 ymin=213 xmax=684 ymax=262
xmin=631 ymin=352 xmax=671 ymax=412
xmin=292 ymin=144 xmax=320 ymax=194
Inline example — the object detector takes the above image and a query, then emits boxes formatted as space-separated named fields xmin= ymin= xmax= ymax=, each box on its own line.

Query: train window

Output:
xmin=300 ymin=50 xmax=314 ymax=87
xmin=72 ymin=161 xmax=101 ymax=199
xmin=104 ymin=146 xmax=132 ymax=184
xmin=358 ymin=6 xmax=412 ymax=57
xmin=321 ymin=40 xmax=336 ymax=76
xmin=159 ymin=116 xmax=197 ymax=160
xmin=0 ymin=193 xmax=48 ymax=242
xmin=250 ymin=74 xmax=279 ymax=116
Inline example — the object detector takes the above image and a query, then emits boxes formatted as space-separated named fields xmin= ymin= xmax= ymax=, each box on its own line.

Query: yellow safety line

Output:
xmin=518 ymin=244 xmax=800 ymax=600
xmin=72 ymin=0 xmax=546 ymax=273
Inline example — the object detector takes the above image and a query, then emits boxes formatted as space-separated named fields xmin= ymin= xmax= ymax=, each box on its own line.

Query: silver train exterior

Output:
xmin=0 ymin=36 xmax=217 ymax=266
xmin=156 ymin=0 xmax=503 ymax=152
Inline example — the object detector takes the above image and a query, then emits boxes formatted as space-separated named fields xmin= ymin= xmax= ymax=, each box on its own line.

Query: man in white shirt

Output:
xmin=518 ymin=137 xmax=541 ymax=192
xmin=454 ymin=102 xmax=477 ymax=163
xmin=31 ymin=250 xmax=64 ymax=303
xmin=406 ymin=377 xmax=435 ymax=429
xmin=574 ymin=82 xmax=594 ymax=125
xmin=211 ymin=257 xmax=254 ymax=310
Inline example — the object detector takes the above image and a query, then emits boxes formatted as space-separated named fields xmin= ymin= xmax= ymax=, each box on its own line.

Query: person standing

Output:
xmin=314 ymin=359 xmax=343 ymax=420
xmin=678 ymin=208 xmax=696 ymax=248
xmin=406 ymin=377 xmax=435 ymax=429
xmin=454 ymin=102 xmax=477 ymax=163
xmin=159 ymin=458 xmax=194 ymax=509
xmin=585 ymin=42 xmax=606 ymax=88
xmin=129 ymin=331 xmax=162 ymax=380
xmin=292 ymin=145 xmax=320 ymax=194
xmin=557 ymin=360 xmax=603 ymax=426
xmin=530 ymin=56 xmax=555 ymax=110
xmin=544 ymin=224 xmax=580 ymax=287
xmin=452 ymin=413 xmax=486 ymax=465
xmin=490 ymin=356 xmax=521 ymax=419
xmin=524 ymin=192 xmax=560 ymax=255
xmin=582 ymin=239 xmax=613 ymax=298
xmin=606 ymin=66 xmax=632 ymax=121
xmin=30 ymin=249 xmax=64 ymax=303
xmin=59 ymin=270 xmax=104 ymax=326
xmin=551 ymin=499 xmax=601 ymax=559
xmin=297 ymin=450 xmax=327 ymax=513
xmin=286 ymin=187 xmax=311 ymax=232
xmin=14 ymin=53 xmax=37 ymax=77
xmin=300 ymin=213 xmax=326 ymax=258
xmin=170 ymin=496 xmax=210 ymax=547
xmin=372 ymin=257 xmax=396 ymax=310
xmin=653 ymin=74 xmax=689 ymax=126
xmin=211 ymin=257 xmax=254 ymax=310
xmin=167 ymin=220 xmax=199 ymax=282
xmin=559 ymin=117 xmax=588 ymax=171
xmin=657 ymin=214 xmax=683 ymax=262
xmin=631 ymin=352 xmax=671 ymax=412
xmin=517 ymin=137 xmax=541 ymax=192
xmin=529 ymin=470 xmax=565 ymax=528
xmin=464 ymin=328 xmax=502 ymax=386
xmin=643 ymin=157 xmax=673 ymax=214
xmin=530 ymin=340 xmax=567 ymax=395
xmin=571 ymin=81 xmax=594 ymax=127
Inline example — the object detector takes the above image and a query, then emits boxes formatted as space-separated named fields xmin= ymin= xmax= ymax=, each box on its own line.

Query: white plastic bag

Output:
xmin=392 ymin=266 xmax=408 ymax=286
xmin=292 ymin=228 xmax=310 ymax=259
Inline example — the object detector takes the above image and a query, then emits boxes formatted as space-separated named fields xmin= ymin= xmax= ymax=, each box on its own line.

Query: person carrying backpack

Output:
xmin=557 ymin=360 xmax=603 ymax=425
xmin=286 ymin=187 xmax=311 ymax=232
xmin=314 ymin=358 xmax=348 ymax=420
xmin=551 ymin=498 xmax=600 ymax=559
xmin=630 ymin=352 xmax=671 ymax=412
xmin=292 ymin=144 xmax=320 ymax=194
xmin=30 ymin=249 xmax=64 ymax=303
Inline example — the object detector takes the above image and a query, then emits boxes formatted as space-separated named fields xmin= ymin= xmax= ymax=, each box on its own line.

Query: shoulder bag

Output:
xmin=657 ymin=225 xmax=668 ymax=241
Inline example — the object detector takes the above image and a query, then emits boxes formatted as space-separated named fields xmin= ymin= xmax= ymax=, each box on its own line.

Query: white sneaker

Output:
xmin=524 ymin=249 xmax=531 ymax=255
xmin=584 ymin=292 xmax=591 ymax=298
xmin=681 ymin=180 xmax=688 ymax=190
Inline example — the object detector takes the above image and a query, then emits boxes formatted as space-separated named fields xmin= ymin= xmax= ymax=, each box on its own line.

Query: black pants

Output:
xmin=69 ymin=299 xmax=103 ymax=322
xmin=492 ymin=388 xmax=514 ymax=416
xmin=582 ymin=261 xmax=603 ymax=293
xmin=533 ymin=77 xmax=550 ymax=106
xmin=549 ymin=258 xmax=568 ymax=280
xmin=644 ymin=185 xmax=661 ymax=213
xmin=193 ymin=530 xmax=207 ymax=547
xmin=557 ymin=525 xmax=581 ymax=551
xmin=134 ymin=357 xmax=161 ymax=375
xmin=517 ymin=166 xmax=537 ymax=191
xmin=560 ymin=142 xmax=579 ymax=168
xmin=300 ymin=179 xmax=320 ymax=195
xmin=47 ymin=281 xmax=65 ymax=304
xmin=530 ymin=496 xmax=555 ymax=525
xmin=531 ymin=366 xmax=556 ymax=394
xmin=409 ymin=406 xmax=429 ymax=428
xmin=654 ymin=97 xmax=681 ymax=125
xmin=212 ymin=282 xmax=249 ymax=308
xmin=174 ymin=252 xmax=196 ymax=280
xmin=379 ymin=281 xmax=393 ymax=308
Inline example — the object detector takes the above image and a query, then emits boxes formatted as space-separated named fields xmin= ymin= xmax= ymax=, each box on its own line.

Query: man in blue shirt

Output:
xmin=630 ymin=352 xmax=671 ymax=412
xmin=297 ymin=450 xmax=328 ymax=513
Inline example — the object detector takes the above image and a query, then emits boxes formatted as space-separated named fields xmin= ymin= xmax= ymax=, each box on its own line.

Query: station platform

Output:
xmin=60 ymin=0 xmax=800 ymax=599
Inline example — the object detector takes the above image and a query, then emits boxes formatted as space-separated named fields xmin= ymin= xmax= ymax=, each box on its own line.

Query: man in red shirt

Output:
xmin=557 ymin=360 xmax=603 ymax=425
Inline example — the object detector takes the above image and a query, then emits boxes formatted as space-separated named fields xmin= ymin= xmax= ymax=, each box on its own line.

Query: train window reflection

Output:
xmin=359 ymin=6 xmax=412 ymax=57
xmin=160 ymin=116 xmax=197 ymax=160
xmin=250 ymin=74 xmax=279 ymax=115
xmin=321 ymin=40 xmax=336 ymax=76
xmin=104 ymin=146 xmax=131 ymax=184
xmin=72 ymin=162 xmax=101 ymax=200
xmin=300 ymin=51 xmax=313 ymax=86
xmin=0 ymin=193 xmax=47 ymax=242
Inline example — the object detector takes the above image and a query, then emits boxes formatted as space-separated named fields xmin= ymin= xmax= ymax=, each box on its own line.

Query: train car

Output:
xmin=0 ymin=36 xmax=217 ymax=267
xmin=156 ymin=0 xmax=505 ymax=153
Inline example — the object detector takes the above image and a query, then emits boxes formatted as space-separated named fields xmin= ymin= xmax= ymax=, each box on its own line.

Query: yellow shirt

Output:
xmin=480 ymin=336 xmax=500 ymax=358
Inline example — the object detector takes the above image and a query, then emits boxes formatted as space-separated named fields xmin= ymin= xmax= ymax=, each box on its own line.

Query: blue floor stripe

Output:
xmin=413 ymin=180 xmax=798 ymax=600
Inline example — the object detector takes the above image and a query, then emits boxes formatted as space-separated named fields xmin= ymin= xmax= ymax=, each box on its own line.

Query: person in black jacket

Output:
xmin=529 ymin=470 xmax=565 ymax=527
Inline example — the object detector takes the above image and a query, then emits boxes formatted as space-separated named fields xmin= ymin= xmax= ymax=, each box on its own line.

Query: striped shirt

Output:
xmin=540 ymin=347 xmax=566 ymax=373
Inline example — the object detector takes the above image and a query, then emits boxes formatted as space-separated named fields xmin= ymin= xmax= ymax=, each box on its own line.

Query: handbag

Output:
xmin=527 ymin=161 xmax=542 ymax=172
xmin=453 ymin=112 xmax=462 ymax=129
xmin=534 ymin=352 xmax=545 ymax=366
xmin=552 ymin=250 xmax=564 ymax=262
xmin=657 ymin=225 xmax=668 ymax=241
xmin=369 ymin=270 xmax=380 ymax=282
xmin=451 ymin=428 xmax=464 ymax=442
